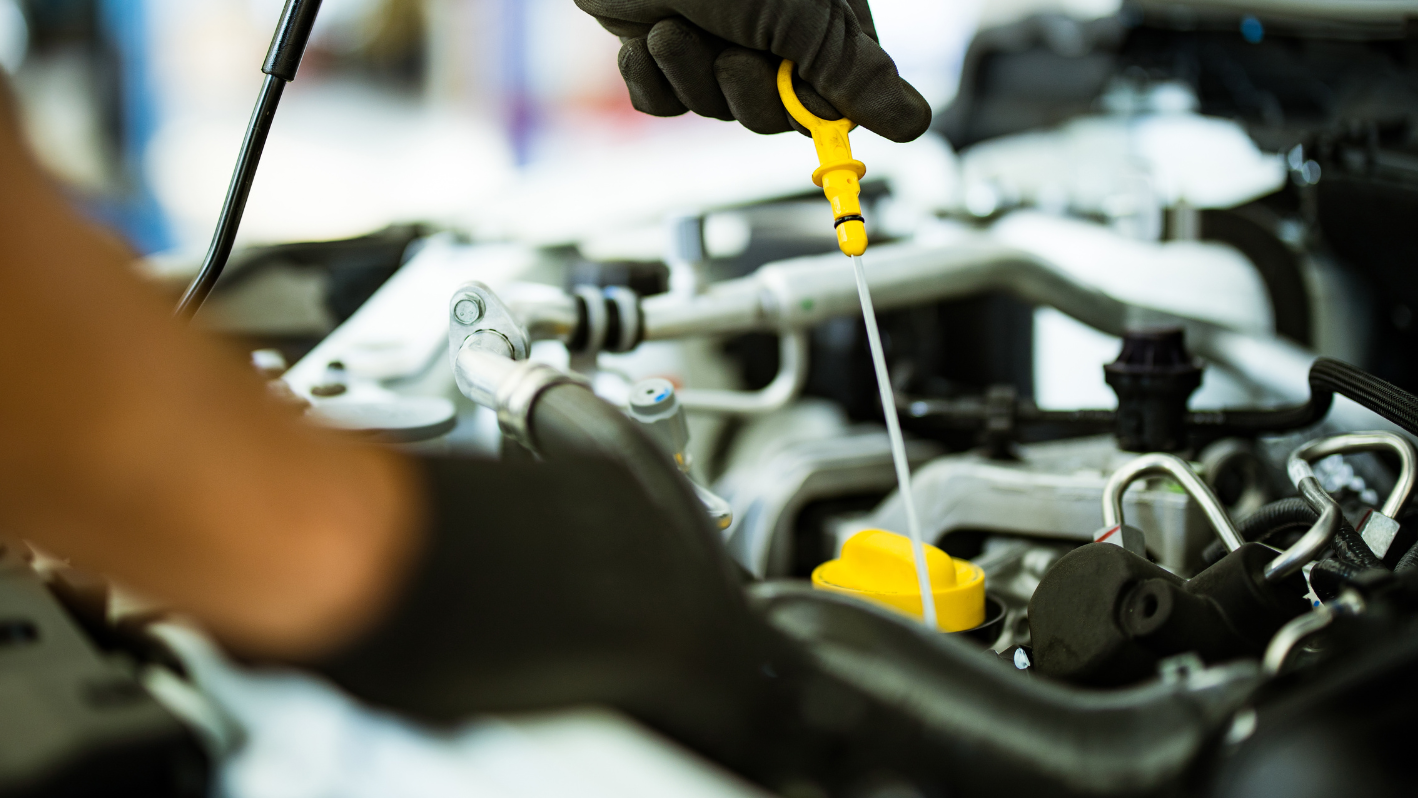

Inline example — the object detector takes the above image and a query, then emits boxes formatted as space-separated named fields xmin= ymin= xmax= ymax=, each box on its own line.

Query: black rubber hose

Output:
xmin=751 ymin=584 xmax=1263 ymax=796
xmin=1396 ymin=539 xmax=1418 ymax=574
xmin=1203 ymin=498 xmax=1382 ymax=570
xmin=1336 ymin=519 xmax=1386 ymax=571
xmin=1309 ymin=557 xmax=1382 ymax=601
xmin=1188 ymin=357 xmax=1418 ymax=436
xmin=175 ymin=0 xmax=323 ymax=320
xmin=1238 ymin=498 xmax=1323 ymax=544
xmin=529 ymin=384 xmax=720 ymax=543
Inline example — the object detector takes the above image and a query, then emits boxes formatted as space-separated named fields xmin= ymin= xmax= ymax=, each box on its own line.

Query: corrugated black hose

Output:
xmin=1189 ymin=357 xmax=1418 ymax=436
xmin=1396 ymin=542 xmax=1418 ymax=573
xmin=1204 ymin=498 xmax=1383 ymax=574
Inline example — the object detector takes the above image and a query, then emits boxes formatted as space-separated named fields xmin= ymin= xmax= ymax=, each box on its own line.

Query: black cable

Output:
xmin=1396 ymin=539 xmax=1418 ymax=574
xmin=1201 ymin=497 xmax=1382 ymax=569
xmin=1187 ymin=357 xmax=1418 ymax=437
xmin=899 ymin=359 xmax=1418 ymax=448
xmin=175 ymin=0 xmax=324 ymax=321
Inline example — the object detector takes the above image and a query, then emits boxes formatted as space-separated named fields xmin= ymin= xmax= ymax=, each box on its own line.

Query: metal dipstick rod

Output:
xmin=852 ymin=254 xmax=938 ymax=628
xmin=777 ymin=59 xmax=937 ymax=628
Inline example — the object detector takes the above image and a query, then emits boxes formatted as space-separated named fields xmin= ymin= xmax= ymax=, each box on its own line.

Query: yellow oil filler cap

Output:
xmin=812 ymin=529 xmax=986 ymax=632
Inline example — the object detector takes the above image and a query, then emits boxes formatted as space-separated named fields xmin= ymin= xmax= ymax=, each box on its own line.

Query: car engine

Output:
xmin=7 ymin=1 xmax=1418 ymax=796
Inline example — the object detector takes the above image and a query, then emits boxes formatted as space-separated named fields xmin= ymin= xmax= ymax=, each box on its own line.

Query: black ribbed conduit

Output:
xmin=1396 ymin=541 xmax=1418 ymax=574
xmin=1203 ymin=497 xmax=1382 ymax=571
xmin=1188 ymin=357 xmax=1418 ymax=436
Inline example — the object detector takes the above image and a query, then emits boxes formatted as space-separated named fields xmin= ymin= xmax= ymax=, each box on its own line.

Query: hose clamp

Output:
xmin=603 ymin=286 xmax=642 ymax=353
xmin=495 ymin=361 xmax=589 ymax=450
xmin=574 ymin=286 xmax=608 ymax=355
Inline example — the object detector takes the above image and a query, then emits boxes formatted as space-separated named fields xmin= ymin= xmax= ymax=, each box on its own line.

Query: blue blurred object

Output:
xmin=1240 ymin=15 xmax=1264 ymax=44
xmin=500 ymin=0 xmax=536 ymax=167
xmin=93 ymin=0 xmax=171 ymax=254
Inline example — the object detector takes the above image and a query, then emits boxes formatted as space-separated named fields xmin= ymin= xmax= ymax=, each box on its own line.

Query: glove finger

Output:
xmin=617 ymin=37 xmax=689 ymax=118
xmin=784 ymin=7 xmax=931 ymax=143
xmin=573 ymin=0 xmax=653 ymax=37
xmin=579 ymin=0 xmax=930 ymax=140
xmin=646 ymin=18 xmax=734 ymax=121
xmin=715 ymin=48 xmax=846 ymax=137
xmin=713 ymin=47 xmax=792 ymax=135
xmin=844 ymin=0 xmax=878 ymax=42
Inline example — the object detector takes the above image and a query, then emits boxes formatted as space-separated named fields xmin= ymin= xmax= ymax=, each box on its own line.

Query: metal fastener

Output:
xmin=453 ymin=296 xmax=485 ymax=326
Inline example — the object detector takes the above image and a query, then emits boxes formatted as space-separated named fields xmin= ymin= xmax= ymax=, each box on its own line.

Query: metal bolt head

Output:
xmin=453 ymin=296 xmax=485 ymax=326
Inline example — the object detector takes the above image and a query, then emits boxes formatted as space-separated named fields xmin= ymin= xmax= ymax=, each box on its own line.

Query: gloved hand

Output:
xmin=575 ymin=0 xmax=933 ymax=143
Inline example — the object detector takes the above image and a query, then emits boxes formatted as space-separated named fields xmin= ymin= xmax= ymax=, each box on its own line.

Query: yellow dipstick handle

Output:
xmin=777 ymin=59 xmax=868 ymax=257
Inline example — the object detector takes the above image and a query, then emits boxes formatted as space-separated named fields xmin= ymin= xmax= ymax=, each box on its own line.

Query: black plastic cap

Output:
xmin=262 ymin=0 xmax=324 ymax=82
xmin=1105 ymin=327 xmax=1200 ymax=376
xmin=1105 ymin=327 xmax=1203 ymax=453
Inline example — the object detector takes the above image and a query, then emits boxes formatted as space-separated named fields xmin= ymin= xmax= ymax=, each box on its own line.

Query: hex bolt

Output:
xmin=453 ymin=296 xmax=485 ymax=326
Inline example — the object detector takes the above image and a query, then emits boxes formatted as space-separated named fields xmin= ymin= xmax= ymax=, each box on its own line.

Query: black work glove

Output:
xmin=575 ymin=0 xmax=933 ymax=143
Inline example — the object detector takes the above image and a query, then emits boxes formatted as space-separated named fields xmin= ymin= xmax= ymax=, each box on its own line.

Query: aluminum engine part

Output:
xmin=716 ymin=400 xmax=941 ymax=578
xmin=867 ymin=435 xmax=1223 ymax=574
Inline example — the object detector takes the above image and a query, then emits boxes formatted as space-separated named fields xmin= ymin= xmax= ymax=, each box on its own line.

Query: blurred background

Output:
xmin=0 ymin=0 xmax=993 ymax=256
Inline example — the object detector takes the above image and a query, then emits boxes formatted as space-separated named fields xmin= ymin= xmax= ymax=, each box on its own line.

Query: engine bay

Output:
xmin=9 ymin=1 xmax=1418 ymax=796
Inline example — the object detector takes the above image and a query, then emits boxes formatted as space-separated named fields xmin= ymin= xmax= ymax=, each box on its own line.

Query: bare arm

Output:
xmin=0 ymin=82 xmax=423 ymax=659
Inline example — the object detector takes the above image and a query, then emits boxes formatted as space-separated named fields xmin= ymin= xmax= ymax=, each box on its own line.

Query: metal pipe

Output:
xmin=1264 ymin=477 xmax=1342 ymax=582
xmin=503 ymin=282 xmax=580 ymax=343
xmin=1262 ymin=607 xmax=1334 ymax=676
xmin=641 ymin=240 xmax=1130 ymax=340
xmin=1290 ymin=431 xmax=1417 ymax=518
xmin=638 ymin=238 xmax=1321 ymax=406
xmin=1103 ymin=452 xmax=1245 ymax=552
xmin=453 ymin=344 xmax=584 ymax=447
xmin=1262 ymin=589 xmax=1364 ymax=675
xmin=677 ymin=332 xmax=809 ymax=415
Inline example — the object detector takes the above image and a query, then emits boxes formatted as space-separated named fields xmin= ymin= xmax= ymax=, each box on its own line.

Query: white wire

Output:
xmin=850 ymin=254 xmax=938 ymax=629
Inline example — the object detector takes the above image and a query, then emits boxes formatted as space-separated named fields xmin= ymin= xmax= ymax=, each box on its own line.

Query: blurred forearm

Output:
xmin=0 ymin=81 xmax=423 ymax=659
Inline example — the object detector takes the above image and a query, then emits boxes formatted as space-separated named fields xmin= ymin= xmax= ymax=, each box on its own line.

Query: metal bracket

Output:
xmin=448 ymin=281 xmax=531 ymax=364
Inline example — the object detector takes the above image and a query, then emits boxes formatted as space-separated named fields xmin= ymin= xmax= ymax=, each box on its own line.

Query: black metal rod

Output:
xmin=263 ymin=0 xmax=324 ymax=82
xmin=175 ymin=74 xmax=285 ymax=320
xmin=175 ymin=0 xmax=323 ymax=321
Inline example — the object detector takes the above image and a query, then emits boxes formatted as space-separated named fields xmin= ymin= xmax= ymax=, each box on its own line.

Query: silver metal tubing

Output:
xmin=1289 ymin=431 xmax=1418 ymax=518
xmin=1262 ymin=590 xmax=1365 ymax=676
xmin=1263 ymin=607 xmax=1334 ymax=676
xmin=641 ymin=239 xmax=1132 ymax=341
xmin=1103 ymin=453 xmax=1245 ymax=552
xmin=637 ymin=239 xmax=1321 ymax=407
xmin=1264 ymin=477 xmax=1342 ymax=583
xmin=677 ymin=331 xmax=810 ymax=415
xmin=452 ymin=344 xmax=587 ymax=447
xmin=502 ymin=282 xmax=581 ymax=343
